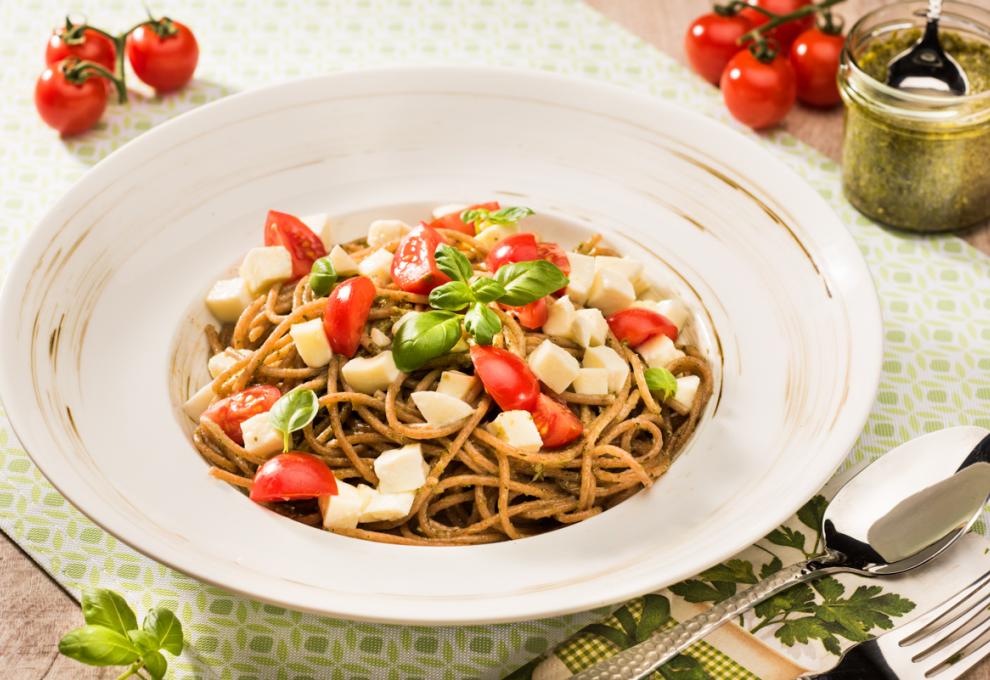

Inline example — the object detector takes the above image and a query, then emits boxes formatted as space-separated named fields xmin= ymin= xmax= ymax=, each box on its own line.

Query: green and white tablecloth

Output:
xmin=1 ymin=1 xmax=988 ymax=678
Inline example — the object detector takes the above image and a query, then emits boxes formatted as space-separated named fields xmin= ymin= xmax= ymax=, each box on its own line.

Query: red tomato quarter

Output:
xmin=536 ymin=241 xmax=570 ymax=296
xmin=264 ymin=210 xmax=327 ymax=277
xmin=45 ymin=28 xmax=117 ymax=72
xmin=606 ymin=308 xmax=679 ymax=347
xmin=203 ymin=385 xmax=281 ymax=445
xmin=35 ymin=61 xmax=107 ymax=136
xmin=531 ymin=394 xmax=583 ymax=448
xmin=250 ymin=452 xmax=338 ymax=503
xmin=720 ymin=48 xmax=796 ymax=129
xmin=684 ymin=12 xmax=753 ymax=85
xmin=428 ymin=201 xmax=500 ymax=236
xmin=323 ymin=276 xmax=377 ymax=358
xmin=790 ymin=27 xmax=845 ymax=107
xmin=390 ymin=224 xmax=450 ymax=295
xmin=739 ymin=0 xmax=813 ymax=50
xmin=126 ymin=20 xmax=198 ymax=92
xmin=503 ymin=297 xmax=549 ymax=330
xmin=485 ymin=232 xmax=540 ymax=273
xmin=470 ymin=345 xmax=540 ymax=412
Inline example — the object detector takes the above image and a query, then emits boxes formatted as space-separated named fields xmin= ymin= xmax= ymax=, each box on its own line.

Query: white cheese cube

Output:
xmin=208 ymin=348 xmax=251 ymax=379
xmin=290 ymin=318 xmax=333 ymax=368
xmin=239 ymin=246 xmax=293 ymax=295
xmin=571 ymin=308 xmax=609 ymax=348
xmin=367 ymin=219 xmax=410 ymax=248
xmin=543 ymin=295 xmax=576 ymax=337
xmin=595 ymin=256 xmax=644 ymax=286
xmin=475 ymin=223 xmax=518 ymax=249
xmin=374 ymin=443 xmax=430 ymax=493
xmin=359 ymin=488 xmax=415 ymax=522
xmin=240 ymin=411 xmax=283 ymax=457
xmin=357 ymin=248 xmax=394 ymax=285
xmin=586 ymin=269 xmax=636 ymax=317
xmin=370 ymin=327 xmax=391 ymax=348
xmin=432 ymin=203 xmax=468 ymax=219
xmin=572 ymin=368 xmax=609 ymax=395
xmin=437 ymin=370 xmax=476 ymax=401
xmin=566 ymin=252 xmax=596 ymax=305
xmin=488 ymin=411 xmax=543 ymax=453
xmin=318 ymin=479 xmax=371 ymax=530
xmin=672 ymin=375 xmax=701 ymax=412
xmin=637 ymin=334 xmax=685 ymax=369
xmin=329 ymin=245 xmax=359 ymax=277
xmin=527 ymin=339 xmax=580 ymax=393
xmin=655 ymin=299 xmax=690 ymax=331
xmin=583 ymin=346 xmax=629 ymax=392
xmin=205 ymin=277 xmax=254 ymax=323
xmin=183 ymin=382 xmax=215 ymax=420
xmin=411 ymin=391 xmax=474 ymax=427
xmin=301 ymin=213 xmax=334 ymax=252
xmin=341 ymin=351 xmax=403 ymax=395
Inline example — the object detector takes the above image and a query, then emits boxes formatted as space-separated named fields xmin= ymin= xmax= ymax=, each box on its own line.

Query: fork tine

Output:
xmin=924 ymin=615 xmax=990 ymax=678
xmin=913 ymin=597 xmax=990 ymax=662
xmin=901 ymin=570 xmax=990 ymax=646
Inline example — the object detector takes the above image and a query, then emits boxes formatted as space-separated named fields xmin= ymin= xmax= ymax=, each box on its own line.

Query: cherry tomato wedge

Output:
xmin=323 ymin=276 xmax=377 ymax=358
xmin=485 ymin=232 xmax=540 ymax=273
xmin=203 ymin=385 xmax=281 ymax=445
xmin=390 ymin=223 xmax=450 ymax=295
xmin=125 ymin=20 xmax=199 ymax=92
xmin=45 ymin=28 xmax=117 ymax=72
xmin=249 ymin=452 xmax=338 ymax=503
xmin=264 ymin=210 xmax=327 ymax=278
xmin=531 ymin=394 xmax=583 ymax=448
xmin=684 ymin=12 xmax=753 ymax=85
xmin=606 ymin=308 xmax=679 ymax=347
xmin=536 ymin=241 xmax=570 ymax=296
xmin=35 ymin=61 xmax=108 ymax=136
xmin=428 ymin=201 xmax=500 ymax=236
xmin=503 ymin=297 xmax=549 ymax=330
xmin=470 ymin=345 xmax=540 ymax=412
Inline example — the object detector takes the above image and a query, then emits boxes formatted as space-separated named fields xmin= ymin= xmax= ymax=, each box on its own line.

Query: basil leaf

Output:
xmin=428 ymin=281 xmax=474 ymax=311
xmin=392 ymin=310 xmax=463 ymax=372
xmin=59 ymin=625 xmax=141 ymax=666
xmin=460 ymin=208 xmax=490 ymax=227
xmin=644 ymin=367 xmax=678 ymax=401
xmin=269 ymin=388 xmax=319 ymax=452
xmin=488 ymin=206 xmax=534 ymax=224
xmin=309 ymin=256 xmax=337 ymax=296
xmin=127 ymin=630 xmax=159 ymax=656
xmin=142 ymin=650 xmax=168 ymax=680
xmin=81 ymin=588 xmax=138 ymax=636
xmin=494 ymin=260 xmax=569 ymax=306
xmin=434 ymin=244 xmax=473 ymax=282
xmin=471 ymin=276 xmax=506 ymax=303
xmin=464 ymin=303 xmax=502 ymax=346
xmin=142 ymin=607 xmax=184 ymax=656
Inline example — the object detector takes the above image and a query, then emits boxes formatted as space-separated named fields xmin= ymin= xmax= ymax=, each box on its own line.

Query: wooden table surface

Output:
xmin=2 ymin=1 xmax=988 ymax=678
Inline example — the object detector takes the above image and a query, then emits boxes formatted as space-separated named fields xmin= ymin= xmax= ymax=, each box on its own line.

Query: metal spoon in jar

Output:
xmin=887 ymin=0 xmax=969 ymax=95
xmin=572 ymin=426 xmax=990 ymax=680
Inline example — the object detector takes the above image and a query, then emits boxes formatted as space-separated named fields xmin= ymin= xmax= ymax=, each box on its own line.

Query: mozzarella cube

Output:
xmin=566 ymin=252 xmax=596 ymax=305
xmin=637 ymin=334 xmax=685 ymax=369
xmin=239 ymin=246 xmax=293 ymax=295
xmin=412 ymin=391 xmax=474 ymax=427
xmin=527 ymin=339 xmax=580 ymax=393
xmin=374 ymin=443 xmax=430 ymax=493
xmin=488 ymin=411 xmax=543 ymax=453
xmin=301 ymin=213 xmax=334 ymax=251
xmin=183 ymin=382 xmax=215 ymax=420
xmin=595 ymin=256 xmax=643 ymax=285
xmin=359 ymin=488 xmax=415 ymax=522
xmin=571 ymin=308 xmax=609 ymax=348
xmin=290 ymin=318 xmax=333 ymax=368
xmin=672 ymin=375 xmax=701 ymax=412
xmin=208 ymin=348 xmax=251 ymax=379
xmin=318 ymin=479 xmax=371 ymax=530
xmin=357 ymin=248 xmax=394 ymax=285
xmin=329 ymin=245 xmax=359 ymax=277
xmin=341 ymin=352 xmax=403 ymax=395
xmin=655 ymin=299 xmax=690 ymax=331
xmin=437 ymin=370 xmax=476 ymax=401
xmin=587 ymin=269 xmax=635 ymax=316
xmin=475 ymin=223 xmax=518 ymax=249
xmin=572 ymin=368 xmax=609 ymax=395
xmin=583 ymin=346 xmax=629 ymax=392
xmin=370 ymin=327 xmax=391 ymax=348
xmin=367 ymin=219 xmax=410 ymax=248
xmin=543 ymin=295 xmax=576 ymax=337
xmin=205 ymin=277 xmax=254 ymax=323
xmin=432 ymin=203 xmax=468 ymax=219
xmin=240 ymin=411 xmax=283 ymax=457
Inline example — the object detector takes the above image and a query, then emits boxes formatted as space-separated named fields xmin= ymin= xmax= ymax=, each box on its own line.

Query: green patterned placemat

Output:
xmin=1 ymin=1 xmax=988 ymax=678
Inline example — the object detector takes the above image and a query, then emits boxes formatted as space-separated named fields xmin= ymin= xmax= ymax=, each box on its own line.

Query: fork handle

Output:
xmin=572 ymin=557 xmax=837 ymax=680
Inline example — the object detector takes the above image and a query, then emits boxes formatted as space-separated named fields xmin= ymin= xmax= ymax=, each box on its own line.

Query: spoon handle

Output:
xmin=572 ymin=557 xmax=836 ymax=680
xmin=928 ymin=0 xmax=942 ymax=22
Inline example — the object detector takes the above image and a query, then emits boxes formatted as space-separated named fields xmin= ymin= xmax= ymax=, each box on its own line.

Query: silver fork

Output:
xmin=811 ymin=568 xmax=990 ymax=679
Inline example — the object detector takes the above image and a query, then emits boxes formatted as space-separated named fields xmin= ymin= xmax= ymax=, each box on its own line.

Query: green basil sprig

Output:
xmin=644 ymin=367 xmax=678 ymax=401
xmin=59 ymin=588 xmax=183 ymax=680
xmin=464 ymin=303 xmax=502 ymax=346
xmin=494 ymin=260 xmax=569 ymax=306
xmin=428 ymin=281 xmax=474 ymax=311
xmin=460 ymin=205 xmax=534 ymax=232
xmin=308 ymin=256 xmax=338 ymax=296
xmin=392 ymin=311 xmax=463 ymax=372
xmin=269 ymin=388 xmax=320 ymax=451
xmin=434 ymin=244 xmax=473 ymax=282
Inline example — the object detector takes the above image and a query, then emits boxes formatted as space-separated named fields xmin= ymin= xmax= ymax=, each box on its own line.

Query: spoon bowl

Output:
xmin=886 ymin=0 xmax=969 ymax=95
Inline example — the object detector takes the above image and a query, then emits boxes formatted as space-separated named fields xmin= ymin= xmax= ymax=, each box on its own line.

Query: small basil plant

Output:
xmin=269 ymin=388 xmax=320 ymax=451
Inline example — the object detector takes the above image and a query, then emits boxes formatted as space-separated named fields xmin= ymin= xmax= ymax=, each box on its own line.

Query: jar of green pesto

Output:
xmin=839 ymin=1 xmax=990 ymax=232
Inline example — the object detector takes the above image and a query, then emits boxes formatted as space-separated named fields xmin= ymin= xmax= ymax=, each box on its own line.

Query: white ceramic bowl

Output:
xmin=0 ymin=67 xmax=880 ymax=624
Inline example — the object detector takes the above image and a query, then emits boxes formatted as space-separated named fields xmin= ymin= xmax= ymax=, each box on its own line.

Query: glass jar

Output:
xmin=838 ymin=1 xmax=990 ymax=232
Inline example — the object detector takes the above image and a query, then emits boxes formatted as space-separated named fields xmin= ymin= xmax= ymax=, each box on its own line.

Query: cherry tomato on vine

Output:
xmin=720 ymin=48 xmax=796 ymax=129
xmin=35 ymin=60 xmax=108 ymax=136
xmin=790 ymin=26 xmax=845 ymax=107
xmin=126 ymin=19 xmax=198 ymax=92
xmin=45 ymin=27 xmax=116 ymax=72
xmin=739 ymin=0 xmax=813 ymax=50
xmin=684 ymin=12 xmax=753 ymax=86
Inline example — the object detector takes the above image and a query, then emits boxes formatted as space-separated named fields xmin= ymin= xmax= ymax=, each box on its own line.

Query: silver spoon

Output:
xmin=887 ymin=0 xmax=968 ymax=95
xmin=573 ymin=426 xmax=990 ymax=680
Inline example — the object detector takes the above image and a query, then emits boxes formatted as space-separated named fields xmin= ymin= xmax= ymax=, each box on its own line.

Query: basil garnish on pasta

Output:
xmin=464 ymin=302 xmax=502 ymax=346
xmin=308 ymin=256 xmax=337 ymax=296
xmin=644 ymin=367 xmax=678 ymax=401
xmin=428 ymin=281 xmax=475 ymax=311
xmin=494 ymin=260 xmax=569 ymax=306
xmin=269 ymin=388 xmax=320 ymax=451
xmin=434 ymin=244 xmax=473 ymax=282
xmin=460 ymin=205 xmax=534 ymax=232
xmin=392 ymin=310 xmax=463 ymax=372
